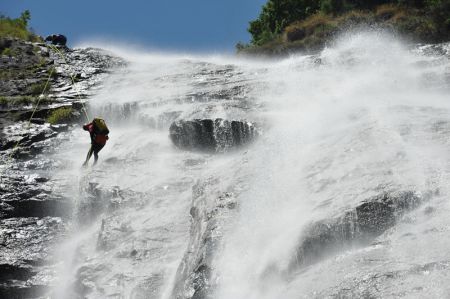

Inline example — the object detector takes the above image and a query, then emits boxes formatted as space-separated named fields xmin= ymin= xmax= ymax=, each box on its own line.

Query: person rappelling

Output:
xmin=82 ymin=118 xmax=109 ymax=166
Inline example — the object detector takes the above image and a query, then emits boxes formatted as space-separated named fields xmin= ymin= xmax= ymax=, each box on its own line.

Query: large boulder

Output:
xmin=169 ymin=119 xmax=259 ymax=152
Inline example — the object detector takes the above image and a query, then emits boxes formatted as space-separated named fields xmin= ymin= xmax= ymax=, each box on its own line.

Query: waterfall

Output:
xmin=50 ymin=31 xmax=450 ymax=298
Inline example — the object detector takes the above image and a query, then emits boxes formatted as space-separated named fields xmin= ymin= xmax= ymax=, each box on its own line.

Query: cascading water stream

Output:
xmin=49 ymin=31 xmax=450 ymax=298
xmin=213 ymin=33 xmax=450 ymax=299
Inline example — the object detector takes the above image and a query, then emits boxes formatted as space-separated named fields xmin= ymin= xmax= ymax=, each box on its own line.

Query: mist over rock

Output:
xmin=172 ymin=177 xmax=240 ymax=299
xmin=288 ymin=190 xmax=426 ymax=272
xmin=169 ymin=119 xmax=260 ymax=152
xmin=172 ymin=189 xmax=428 ymax=299
xmin=2 ymin=29 xmax=450 ymax=299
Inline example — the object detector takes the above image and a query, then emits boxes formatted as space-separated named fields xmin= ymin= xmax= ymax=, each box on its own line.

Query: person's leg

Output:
xmin=93 ymin=144 xmax=104 ymax=165
xmin=83 ymin=145 xmax=94 ymax=166
xmin=93 ymin=149 xmax=99 ymax=165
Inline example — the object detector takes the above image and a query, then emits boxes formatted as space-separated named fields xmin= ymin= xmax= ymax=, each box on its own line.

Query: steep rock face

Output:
xmin=169 ymin=119 xmax=259 ymax=152
xmin=0 ymin=39 xmax=125 ymax=298
xmin=0 ymin=38 xmax=52 ymax=97
xmin=0 ymin=172 xmax=70 ymax=219
xmin=173 ymin=190 xmax=426 ymax=299
xmin=0 ymin=217 xmax=66 ymax=298
xmin=288 ymin=191 xmax=426 ymax=273
xmin=0 ymin=38 xmax=125 ymax=101
xmin=172 ymin=178 xmax=239 ymax=299
xmin=1 ymin=38 xmax=126 ymax=159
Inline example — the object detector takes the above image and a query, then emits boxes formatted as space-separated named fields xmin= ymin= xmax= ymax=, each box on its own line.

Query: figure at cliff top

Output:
xmin=82 ymin=118 xmax=109 ymax=167
xmin=45 ymin=34 xmax=67 ymax=46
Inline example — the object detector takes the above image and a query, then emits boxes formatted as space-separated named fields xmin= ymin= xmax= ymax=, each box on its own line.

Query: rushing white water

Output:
xmin=51 ymin=31 xmax=450 ymax=298
xmin=213 ymin=33 xmax=450 ymax=299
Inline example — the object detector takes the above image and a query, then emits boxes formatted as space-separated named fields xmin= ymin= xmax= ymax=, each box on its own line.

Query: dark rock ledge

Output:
xmin=169 ymin=118 xmax=260 ymax=152
xmin=0 ymin=217 xmax=66 ymax=299
xmin=287 ymin=190 xmax=429 ymax=273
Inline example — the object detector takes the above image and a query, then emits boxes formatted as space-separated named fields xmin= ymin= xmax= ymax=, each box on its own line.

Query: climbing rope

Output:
xmin=1 ymin=44 xmax=92 ymax=178
xmin=1 ymin=66 xmax=55 ymax=170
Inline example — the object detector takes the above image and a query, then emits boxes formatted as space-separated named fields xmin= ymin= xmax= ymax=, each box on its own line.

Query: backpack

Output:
xmin=94 ymin=134 xmax=108 ymax=145
xmin=92 ymin=118 xmax=109 ymax=135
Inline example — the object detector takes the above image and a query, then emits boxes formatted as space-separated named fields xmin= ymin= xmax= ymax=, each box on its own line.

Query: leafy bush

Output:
xmin=336 ymin=10 xmax=374 ymax=26
xmin=14 ymin=96 xmax=34 ymax=105
xmin=47 ymin=107 xmax=73 ymax=124
xmin=28 ymin=81 xmax=51 ymax=96
xmin=320 ymin=0 xmax=350 ymax=14
xmin=0 ymin=96 xmax=7 ymax=106
xmin=375 ymin=4 xmax=403 ymax=20
xmin=426 ymin=0 xmax=450 ymax=39
xmin=285 ymin=13 xmax=337 ymax=42
xmin=249 ymin=0 xmax=321 ymax=45
xmin=1 ymin=47 xmax=16 ymax=56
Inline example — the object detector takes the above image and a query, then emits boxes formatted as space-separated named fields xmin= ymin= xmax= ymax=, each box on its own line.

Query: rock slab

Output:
xmin=169 ymin=119 xmax=259 ymax=152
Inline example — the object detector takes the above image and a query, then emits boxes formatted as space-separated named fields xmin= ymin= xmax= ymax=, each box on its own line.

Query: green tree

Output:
xmin=247 ymin=0 xmax=450 ymax=48
xmin=249 ymin=0 xmax=321 ymax=45
xmin=0 ymin=10 xmax=40 ymax=41
xmin=320 ymin=0 xmax=346 ymax=14
xmin=426 ymin=0 xmax=450 ymax=38
xmin=19 ymin=10 xmax=31 ymax=27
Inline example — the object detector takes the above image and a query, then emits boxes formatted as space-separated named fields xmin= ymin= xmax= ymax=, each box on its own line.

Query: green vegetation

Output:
xmin=48 ymin=67 xmax=58 ymax=79
xmin=0 ymin=95 xmax=53 ymax=107
xmin=1 ymin=47 xmax=18 ymax=57
xmin=47 ymin=107 xmax=73 ymax=124
xmin=0 ymin=62 xmax=51 ymax=81
xmin=240 ymin=0 xmax=450 ymax=54
xmin=28 ymin=81 xmax=51 ymax=96
xmin=0 ymin=96 xmax=7 ymax=106
xmin=0 ymin=10 xmax=42 ymax=41
xmin=249 ymin=0 xmax=321 ymax=46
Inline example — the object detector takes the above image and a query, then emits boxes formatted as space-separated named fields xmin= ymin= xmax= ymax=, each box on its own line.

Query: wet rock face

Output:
xmin=0 ymin=217 xmax=66 ymax=298
xmin=0 ymin=38 xmax=125 ymax=122
xmin=169 ymin=119 xmax=259 ymax=152
xmin=172 ymin=177 xmax=239 ymax=299
xmin=1 ymin=38 xmax=126 ymax=159
xmin=0 ymin=174 xmax=70 ymax=219
xmin=1 ymin=122 xmax=58 ymax=152
xmin=0 ymin=38 xmax=125 ymax=298
xmin=289 ymin=191 xmax=424 ymax=272
xmin=0 ymin=38 xmax=51 ymax=98
xmin=174 ymin=189 xmax=426 ymax=299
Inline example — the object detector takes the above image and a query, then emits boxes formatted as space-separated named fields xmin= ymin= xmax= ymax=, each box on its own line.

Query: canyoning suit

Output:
xmin=83 ymin=119 xmax=109 ymax=166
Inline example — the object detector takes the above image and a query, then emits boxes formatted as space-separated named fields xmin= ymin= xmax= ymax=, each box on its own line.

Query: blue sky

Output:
xmin=2 ymin=0 xmax=267 ymax=52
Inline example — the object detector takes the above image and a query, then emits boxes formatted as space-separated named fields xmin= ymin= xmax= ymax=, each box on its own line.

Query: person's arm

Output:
xmin=83 ymin=123 xmax=92 ymax=131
